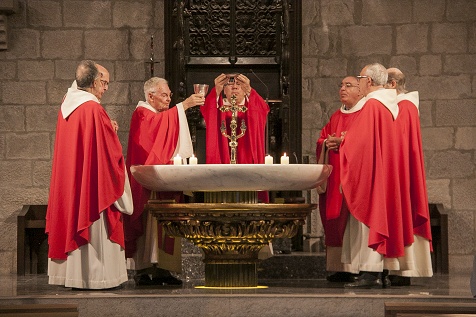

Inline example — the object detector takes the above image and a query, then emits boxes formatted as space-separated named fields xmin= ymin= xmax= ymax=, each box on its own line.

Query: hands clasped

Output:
xmin=325 ymin=132 xmax=345 ymax=151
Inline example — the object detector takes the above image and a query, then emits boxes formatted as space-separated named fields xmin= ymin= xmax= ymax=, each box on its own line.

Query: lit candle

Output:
xmin=173 ymin=154 xmax=182 ymax=165
xmin=280 ymin=152 xmax=289 ymax=164
xmin=189 ymin=154 xmax=198 ymax=165
xmin=265 ymin=155 xmax=273 ymax=164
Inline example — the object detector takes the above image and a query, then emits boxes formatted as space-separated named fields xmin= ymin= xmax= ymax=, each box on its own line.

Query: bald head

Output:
xmin=75 ymin=60 xmax=98 ymax=89
xmin=386 ymin=67 xmax=407 ymax=94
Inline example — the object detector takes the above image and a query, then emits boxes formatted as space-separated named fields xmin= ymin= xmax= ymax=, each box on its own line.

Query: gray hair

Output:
xmin=363 ymin=63 xmax=388 ymax=86
xmin=144 ymin=77 xmax=168 ymax=100
xmin=75 ymin=60 xmax=98 ymax=89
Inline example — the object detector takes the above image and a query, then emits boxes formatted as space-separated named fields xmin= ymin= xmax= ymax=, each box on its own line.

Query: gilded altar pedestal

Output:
xmin=131 ymin=164 xmax=332 ymax=288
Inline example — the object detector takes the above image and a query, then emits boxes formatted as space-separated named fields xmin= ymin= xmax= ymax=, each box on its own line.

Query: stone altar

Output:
xmin=130 ymin=164 xmax=331 ymax=288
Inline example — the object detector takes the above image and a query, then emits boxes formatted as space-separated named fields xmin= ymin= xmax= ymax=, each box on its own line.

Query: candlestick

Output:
xmin=280 ymin=153 xmax=289 ymax=164
xmin=265 ymin=155 xmax=273 ymax=164
xmin=173 ymin=154 xmax=182 ymax=165
xmin=189 ymin=154 xmax=198 ymax=165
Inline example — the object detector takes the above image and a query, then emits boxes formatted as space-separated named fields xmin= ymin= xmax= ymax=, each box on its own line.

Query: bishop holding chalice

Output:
xmin=200 ymin=73 xmax=270 ymax=166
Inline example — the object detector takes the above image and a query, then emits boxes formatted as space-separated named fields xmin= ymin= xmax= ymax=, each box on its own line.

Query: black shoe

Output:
xmin=381 ymin=270 xmax=391 ymax=288
xmin=388 ymin=275 xmax=411 ymax=286
xmin=326 ymin=272 xmax=358 ymax=283
xmin=152 ymin=275 xmax=183 ymax=286
xmin=135 ymin=274 xmax=158 ymax=286
xmin=344 ymin=273 xmax=382 ymax=289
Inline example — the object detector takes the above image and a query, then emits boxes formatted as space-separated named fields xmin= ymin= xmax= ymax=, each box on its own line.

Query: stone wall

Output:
xmin=0 ymin=0 xmax=474 ymax=275
xmin=0 ymin=0 xmax=165 ymax=274
xmin=302 ymin=0 xmax=476 ymax=272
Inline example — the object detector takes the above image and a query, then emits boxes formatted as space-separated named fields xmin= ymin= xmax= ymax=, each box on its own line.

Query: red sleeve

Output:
xmin=201 ymin=88 xmax=226 ymax=163
xmin=245 ymin=89 xmax=270 ymax=164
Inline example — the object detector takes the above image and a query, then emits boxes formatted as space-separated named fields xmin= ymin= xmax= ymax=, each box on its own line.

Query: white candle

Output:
xmin=265 ymin=155 xmax=273 ymax=164
xmin=189 ymin=154 xmax=198 ymax=165
xmin=173 ymin=154 xmax=182 ymax=165
xmin=280 ymin=152 xmax=289 ymax=164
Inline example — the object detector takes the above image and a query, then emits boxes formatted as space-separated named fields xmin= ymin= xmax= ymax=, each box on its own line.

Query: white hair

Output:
xmin=143 ymin=77 xmax=168 ymax=100
xmin=363 ymin=63 xmax=388 ymax=86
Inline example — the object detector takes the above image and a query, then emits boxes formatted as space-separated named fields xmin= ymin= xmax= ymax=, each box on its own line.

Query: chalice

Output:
xmin=193 ymin=84 xmax=209 ymax=105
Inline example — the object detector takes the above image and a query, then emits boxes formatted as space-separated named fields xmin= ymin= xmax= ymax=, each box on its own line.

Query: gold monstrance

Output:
xmin=219 ymin=95 xmax=247 ymax=164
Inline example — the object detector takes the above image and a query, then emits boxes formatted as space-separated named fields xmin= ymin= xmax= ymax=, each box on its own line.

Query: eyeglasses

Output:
xmin=338 ymin=83 xmax=359 ymax=89
xmin=100 ymin=80 xmax=109 ymax=88
xmin=356 ymin=75 xmax=369 ymax=80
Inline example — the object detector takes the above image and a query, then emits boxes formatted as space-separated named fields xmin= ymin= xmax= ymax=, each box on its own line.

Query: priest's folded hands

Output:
xmin=325 ymin=134 xmax=343 ymax=151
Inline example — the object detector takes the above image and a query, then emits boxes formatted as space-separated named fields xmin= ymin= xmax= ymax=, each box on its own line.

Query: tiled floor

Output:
xmin=0 ymin=273 xmax=472 ymax=298
xmin=0 ymin=273 xmax=474 ymax=317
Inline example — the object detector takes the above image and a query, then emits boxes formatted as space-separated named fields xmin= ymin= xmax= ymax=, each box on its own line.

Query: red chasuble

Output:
xmin=46 ymin=101 xmax=126 ymax=260
xmin=340 ymin=97 xmax=406 ymax=258
xmin=124 ymin=106 xmax=180 ymax=258
xmin=201 ymin=88 xmax=269 ymax=164
xmin=395 ymin=94 xmax=432 ymax=248
xmin=316 ymin=108 xmax=361 ymax=247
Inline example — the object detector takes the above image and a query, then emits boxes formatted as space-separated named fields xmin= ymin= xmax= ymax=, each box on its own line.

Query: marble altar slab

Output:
xmin=130 ymin=164 xmax=332 ymax=192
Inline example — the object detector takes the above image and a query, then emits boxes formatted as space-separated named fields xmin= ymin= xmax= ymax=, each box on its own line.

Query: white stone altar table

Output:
xmin=130 ymin=164 xmax=332 ymax=288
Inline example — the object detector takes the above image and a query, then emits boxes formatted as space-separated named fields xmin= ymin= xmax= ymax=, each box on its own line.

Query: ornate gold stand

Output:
xmin=219 ymin=95 xmax=247 ymax=164
xmin=147 ymin=191 xmax=316 ymax=288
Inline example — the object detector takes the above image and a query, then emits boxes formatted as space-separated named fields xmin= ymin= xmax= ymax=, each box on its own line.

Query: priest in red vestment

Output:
xmin=125 ymin=77 xmax=204 ymax=285
xmin=200 ymin=73 xmax=272 ymax=257
xmin=46 ymin=60 xmax=133 ymax=289
xmin=385 ymin=68 xmax=433 ymax=281
xmin=339 ymin=63 xmax=402 ymax=288
xmin=316 ymin=76 xmax=365 ymax=282
xmin=201 ymin=73 xmax=269 ymax=165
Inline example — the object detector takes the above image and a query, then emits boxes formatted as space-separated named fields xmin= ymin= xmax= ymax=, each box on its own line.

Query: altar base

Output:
xmin=148 ymin=199 xmax=315 ymax=288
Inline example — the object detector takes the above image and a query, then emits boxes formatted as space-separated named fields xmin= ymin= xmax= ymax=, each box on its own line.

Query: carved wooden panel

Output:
xmin=187 ymin=0 xmax=281 ymax=58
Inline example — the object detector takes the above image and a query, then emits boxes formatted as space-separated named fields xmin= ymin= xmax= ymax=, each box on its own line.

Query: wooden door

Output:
xmin=164 ymin=0 xmax=302 ymax=165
